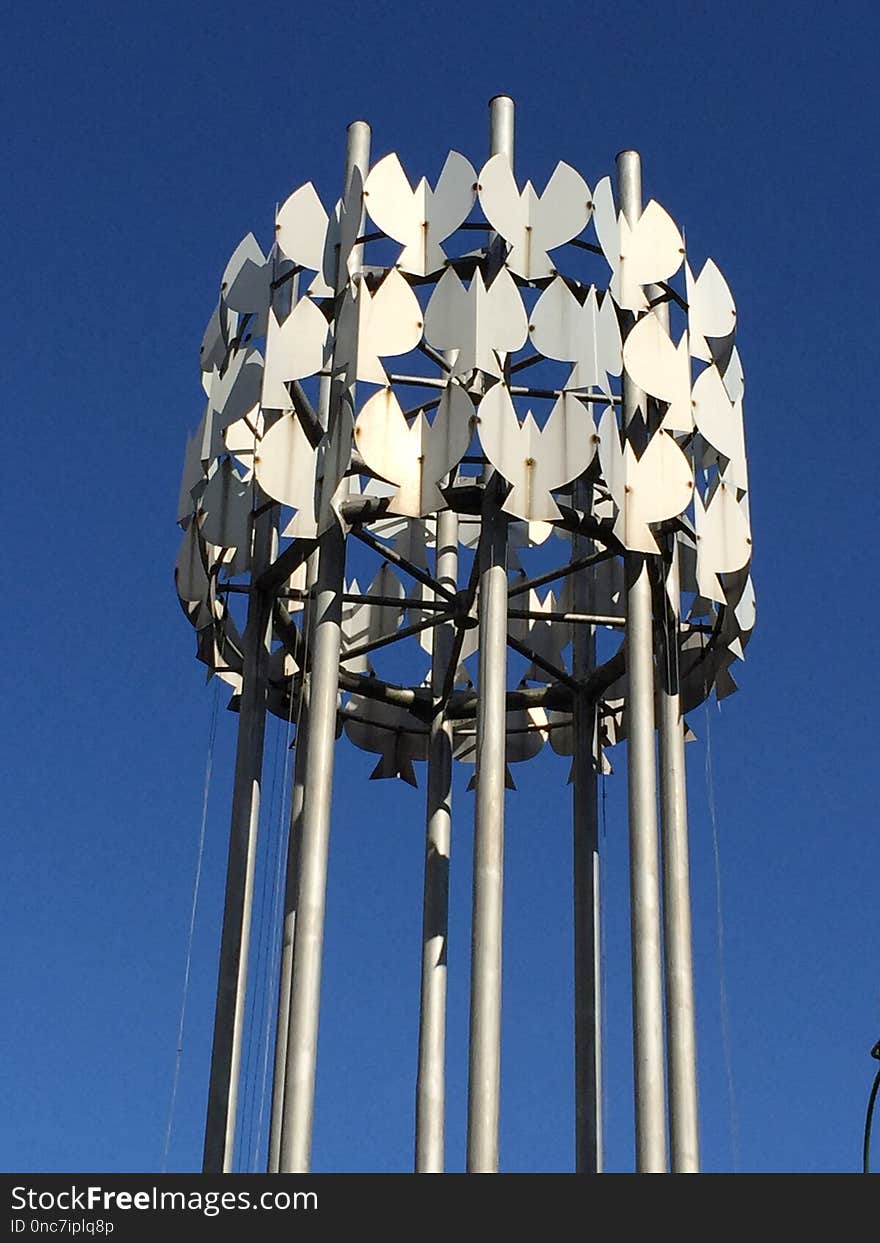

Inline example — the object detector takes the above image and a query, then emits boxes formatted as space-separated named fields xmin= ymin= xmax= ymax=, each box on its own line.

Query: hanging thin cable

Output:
xmin=162 ymin=678 xmax=220 ymax=1172
xmin=704 ymin=699 xmax=740 ymax=1172
xmin=599 ymin=754 xmax=609 ymax=1159
xmin=863 ymin=1039 xmax=880 ymax=1173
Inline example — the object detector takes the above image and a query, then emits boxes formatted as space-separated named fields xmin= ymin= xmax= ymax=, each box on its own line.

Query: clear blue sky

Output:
xmin=4 ymin=0 xmax=879 ymax=1174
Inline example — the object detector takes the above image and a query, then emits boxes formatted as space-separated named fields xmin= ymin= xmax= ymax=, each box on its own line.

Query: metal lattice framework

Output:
xmin=176 ymin=97 xmax=754 ymax=1174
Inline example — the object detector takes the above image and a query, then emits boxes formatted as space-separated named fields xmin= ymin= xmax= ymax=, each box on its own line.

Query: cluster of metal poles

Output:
xmin=200 ymin=99 xmax=700 ymax=1175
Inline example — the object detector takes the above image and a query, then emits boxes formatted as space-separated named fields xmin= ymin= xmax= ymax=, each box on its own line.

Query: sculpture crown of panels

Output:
xmin=175 ymin=135 xmax=755 ymax=779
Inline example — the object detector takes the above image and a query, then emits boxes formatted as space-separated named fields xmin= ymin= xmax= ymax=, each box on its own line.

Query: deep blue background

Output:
xmin=4 ymin=0 xmax=879 ymax=1173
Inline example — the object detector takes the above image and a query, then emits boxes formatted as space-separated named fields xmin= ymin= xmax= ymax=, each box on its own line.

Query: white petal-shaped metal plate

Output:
xmin=686 ymin=258 xmax=736 ymax=363
xmin=356 ymin=268 xmax=424 ymax=384
xmin=342 ymin=567 xmax=405 ymax=672
xmin=623 ymin=310 xmax=692 ymax=431
xmin=343 ymin=694 xmax=428 ymax=785
xmin=177 ymin=428 xmax=206 ymax=524
xmin=223 ymin=409 xmax=261 ymax=473
xmin=315 ymin=403 xmax=355 ymax=535
xmin=253 ymin=412 xmax=317 ymax=513
xmin=323 ymin=165 xmax=364 ymax=293
xmin=276 ymin=182 xmax=333 ymax=296
xmin=430 ymin=150 xmax=479 ymax=251
xmin=599 ymin=409 xmax=694 ymax=552
xmin=262 ymin=297 xmax=329 ymax=409
xmin=221 ymin=234 xmax=271 ymax=314
xmin=694 ymin=482 xmax=751 ymax=603
xmin=613 ymin=200 xmax=685 ymax=312
xmin=691 ymin=364 xmax=747 ymax=484
xmin=364 ymin=150 xmax=476 ymax=276
xmin=210 ymin=348 xmax=264 ymax=430
xmin=200 ymin=458 xmax=252 ymax=549
xmin=592 ymin=176 xmax=618 ymax=271
xmin=522 ymin=589 xmax=570 ymax=676
xmin=721 ymin=346 xmax=745 ymax=403
xmin=478 ymin=154 xmax=591 ymax=278
xmin=734 ymin=573 xmax=756 ymax=633
xmin=505 ymin=707 xmax=548 ymax=762
xmin=200 ymin=302 xmax=237 ymax=374
xmin=530 ymin=280 xmax=621 ymax=393
xmin=354 ymin=384 xmax=474 ymax=517
xmin=477 ymin=387 xmax=596 ymax=522
xmin=424 ymin=267 xmax=527 ymax=377
xmin=175 ymin=521 xmax=210 ymax=605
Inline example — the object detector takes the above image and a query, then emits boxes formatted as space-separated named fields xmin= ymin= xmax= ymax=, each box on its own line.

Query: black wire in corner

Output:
xmin=863 ymin=1040 xmax=880 ymax=1174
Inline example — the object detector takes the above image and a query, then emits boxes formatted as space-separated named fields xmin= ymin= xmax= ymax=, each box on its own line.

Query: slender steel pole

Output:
xmin=278 ymin=120 xmax=371 ymax=1174
xmin=466 ymin=94 xmax=513 ymax=1174
xmin=572 ymin=476 xmax=602 ymax=1173
xmin=415 ymin=504 xmax=458 ymax=1172
xmin=267 ymin=551 xmax=318 ymax=1172
xmin=658 ymin=536 xmax=700 ymax=1171
xmin=617 ymin=149 xmax=668 ymax=1174
xmin=267 ymin=699 xmax=307 ymax=1173
xmin=647 ymin=291 xmax=699 ymax=1173
xmin=203 ymin=500 xmax=276 ymax=1173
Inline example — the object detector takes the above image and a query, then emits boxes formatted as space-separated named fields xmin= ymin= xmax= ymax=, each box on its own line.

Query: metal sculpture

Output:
xmin=175 ymin=96 xmax=755 ymax=1174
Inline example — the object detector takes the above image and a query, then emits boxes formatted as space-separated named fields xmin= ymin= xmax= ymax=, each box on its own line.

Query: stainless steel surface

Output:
xmin=618 ymin=148 xmax=668 ymax=1174
xmin=416 ymin=504 xmax=458 ymax=1172
xmin=466 ymin=94 xmax=514 ymax=1175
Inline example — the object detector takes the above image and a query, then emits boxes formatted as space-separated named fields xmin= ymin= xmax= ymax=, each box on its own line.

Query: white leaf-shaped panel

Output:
xmin=200 ymin=458 xmax=252 ymax=549
xmin=356 ymin=268 xmax=424 ymax=384
xmin=598 ymin=409 xmax=694 ymax=553
xmin=222 ymin=234 xmax=272 ymax=314
xmin=424 ymin=266 xmax=528 ymax=378
xmin=253 ymin=412 xmax=317 ymax=514
xmin=354 ymin=384 xmax=474 ymax=516
xmin=478 ymin=387 xmax=596 ymax=522
xmin=721 ymin=346 xmax=745 ymax=403
xmin=275 ymin=182 xmax=333 ymax=297
xmin=364 ymin=150 xmax=476 ymax=276
xmin=175 ymin=521 xmax=210 ymax=605
xmin=622 ymin=309 xmax=692 ymax=431
xmin=177 ymin=428 xmax=206 ymax=524
xmin=691 ymin=364 xmax=747 ymax=486
xmin=478 ymin=154 xmax=592 ymax=279
xmin=686 ymin=259 xmax=736 ymax=363
xmin=694 ymin=482 xmax=751 ymax=603
xmin=200 ymin=301 xmax=237 ymax=374
xmin=322 ymin=165 xmax=364 ymax=294
xmin=530 ymin=278 xmax=622 ymax=394
xmin=209 ymin=348 xmax=264 ymax=430
xmin=262 ymin=297 xmax=329 ymax=409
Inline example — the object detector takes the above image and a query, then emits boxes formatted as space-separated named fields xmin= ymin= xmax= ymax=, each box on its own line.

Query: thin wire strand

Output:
xmin=162 ymin=678 xmax=220 ymax=1172
xmin=863 ymin=1061 xmax=880 ymax=1173
xmin=599 ymin=758 xmax=609 ymax=1166
xmin=704 ymin=699 xmax=741 ymax=1172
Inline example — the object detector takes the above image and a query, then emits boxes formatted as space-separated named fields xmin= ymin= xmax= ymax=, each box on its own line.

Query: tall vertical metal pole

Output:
xmin=572 ymin=477 xmax=602 ymax=1173
xmin=278 ymin=121 xmax=371 ymax=1174
xmin=203 ymin=500 xmax=276 ymax=1173
xmin=268 ymin=372 xmax=325 ymax=1173
xmin=466 ymin=93 xmax=513 ymax=1175
xmin=657 ymin=535 xmax=700 ymax=1171
xmin=617 ymin=149 xmax=668 ymax=1173
xmin=415 ymin=504 xmax=458 ymax=1172
xmin=267 ymin=549 xmax=320 ymax=1171
xmin=267 ymin=697 xmax=307 ymax=1173
xmin=648 ymin=291 xmax=699 ymax=1172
